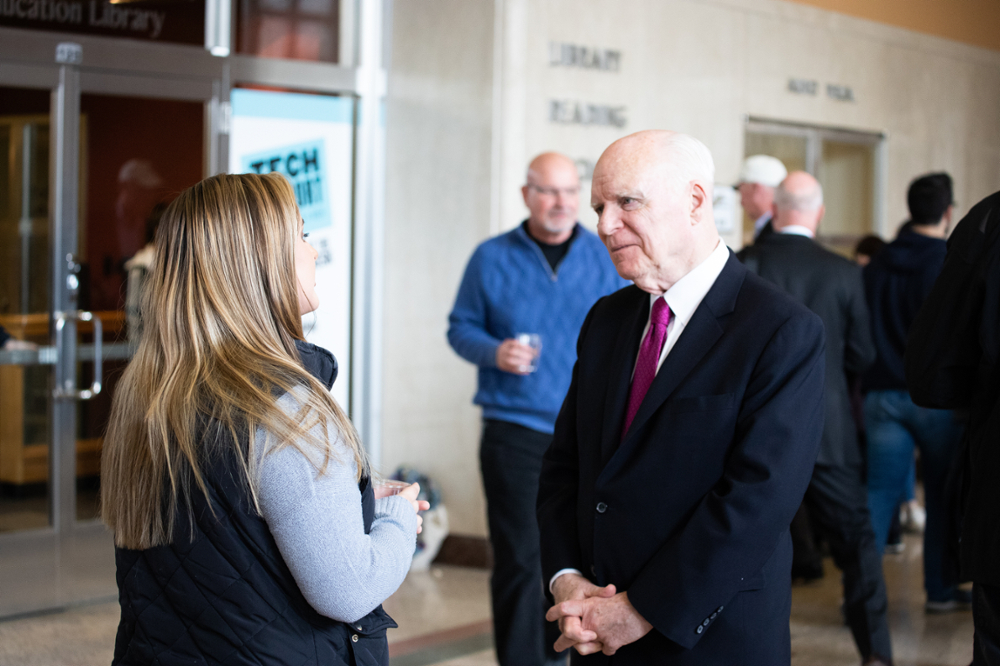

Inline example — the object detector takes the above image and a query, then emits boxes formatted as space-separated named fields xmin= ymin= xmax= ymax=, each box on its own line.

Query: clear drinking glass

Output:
xmin=376 ymin=480 xmax=410 ymax=496
xmin=515 ymin=333 xmax=542 ymax=373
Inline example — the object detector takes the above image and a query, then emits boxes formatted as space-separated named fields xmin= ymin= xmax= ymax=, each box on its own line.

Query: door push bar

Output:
xmin=53 ymin=310 xmax=102 ymax=400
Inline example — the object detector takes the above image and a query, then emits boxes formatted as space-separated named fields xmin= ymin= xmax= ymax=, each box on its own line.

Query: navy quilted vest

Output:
xmin=112 ymin=342 xmax=396 ymax=666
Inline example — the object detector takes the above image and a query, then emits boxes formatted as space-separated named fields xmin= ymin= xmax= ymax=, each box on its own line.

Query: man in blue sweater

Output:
xmin=448 ymin=152 xmax=626 ymax=666
xmin=863 ymin=172 xmax=967 ymax=612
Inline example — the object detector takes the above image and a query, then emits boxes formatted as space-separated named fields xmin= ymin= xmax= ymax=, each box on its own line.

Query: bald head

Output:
xmin=595 ymin=130 xmax=715 ymax=194
xmin=772 ymin=171 xmax=824 ymax=235
xmin=522 ymin=152 xmax=580 ymax=243
xmin=591 ymin=130 xmax=719 ymax=294
xmin=526 ymin=152 xmax=576 ymax=182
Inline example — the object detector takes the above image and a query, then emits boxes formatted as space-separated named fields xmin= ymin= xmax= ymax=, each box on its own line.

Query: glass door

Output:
xmin=0 ymin=60 xmax=215 ymax=618
xmin=72 ymin=88 xmax=206 ymax=536
xmin=0 ymin=76 xmax=62 ymax=616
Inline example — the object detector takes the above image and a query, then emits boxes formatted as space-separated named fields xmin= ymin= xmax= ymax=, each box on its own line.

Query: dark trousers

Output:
xmin=480 ymin=419 xmax=565 ymax=666
xmin=790 ymin=502 xmax=824 ymax=577
xmin=974 ymin=583 xmax=1000 ymax=665
xmin=803 ymin=463 xmax=893 ymax=662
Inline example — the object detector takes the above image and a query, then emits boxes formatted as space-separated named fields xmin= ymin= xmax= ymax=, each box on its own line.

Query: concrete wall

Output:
xmin=382 ymin=0 xmax=495 ymax=536
xmin=383 ymin=0 xmax=1000 ymax=538
xmin=497 ymin=0 xmax=1000 ymax=242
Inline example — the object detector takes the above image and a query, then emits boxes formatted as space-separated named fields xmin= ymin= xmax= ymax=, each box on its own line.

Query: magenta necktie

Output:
xmin=622 ymin=297 xmax=672 ymax=439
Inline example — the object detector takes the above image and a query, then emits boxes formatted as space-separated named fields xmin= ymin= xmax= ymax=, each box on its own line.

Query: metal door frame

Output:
xmin=746 ymin=117 xmax=889 ymax=238
xmin=0 ymin=58 xmax=79 ymax=617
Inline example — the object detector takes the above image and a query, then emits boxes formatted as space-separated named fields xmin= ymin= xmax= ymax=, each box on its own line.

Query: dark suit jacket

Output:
xmin=754 ymin=218 xmax=774 ymax=242
xmin=738 ymin=233 xmax=876 ymax=467
xmin=906 ymin=190 xmax=1000 ymax=585
xmin=537 ymin=253 xmax=825 ymax=665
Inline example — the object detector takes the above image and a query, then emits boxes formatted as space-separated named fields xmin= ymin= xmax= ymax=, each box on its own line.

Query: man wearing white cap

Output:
xmin=737 ymin=155 xmax=788 ymax=240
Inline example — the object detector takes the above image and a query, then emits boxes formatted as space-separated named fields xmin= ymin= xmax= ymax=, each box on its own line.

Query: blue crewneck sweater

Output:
xmin=447 ymin=223 xmax=627 ymax=434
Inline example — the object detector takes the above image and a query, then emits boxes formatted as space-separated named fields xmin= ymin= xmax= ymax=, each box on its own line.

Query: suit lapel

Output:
xmin=614 ymin=253 xmax=747 ymax=459
xmin=599 ymin=290 xmax=649 ymax=465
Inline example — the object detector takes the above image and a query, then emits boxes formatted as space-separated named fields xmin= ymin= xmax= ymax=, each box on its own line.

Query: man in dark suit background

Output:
xmin=538 ymin=130 xmax=826 ymax=664
xmin=738 ymin=171 xmax=892 ymax=665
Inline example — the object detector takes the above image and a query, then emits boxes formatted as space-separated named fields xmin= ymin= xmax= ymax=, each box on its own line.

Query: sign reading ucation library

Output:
xmin=0 ymin=0 xmax=203 ymax=44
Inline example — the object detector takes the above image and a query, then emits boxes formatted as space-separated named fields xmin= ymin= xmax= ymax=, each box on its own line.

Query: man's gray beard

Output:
xmin=543 ymin=217 xmax=574 ymax=235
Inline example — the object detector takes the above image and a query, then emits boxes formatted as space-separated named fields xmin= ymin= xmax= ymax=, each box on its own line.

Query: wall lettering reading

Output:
xmin=826 ymin=84 xmax=855 ymax=102
xmin=549 ymin=42 xmax=621 ymax=72
xmin=550 ymin=100 xmax=627 ymax=128
xmin=788 ymin=78 xmax=818 ymax=95
xmin=575 ymin=158 xmax=595 ymax=181
xmin=787 ymin=77 xmax=856 ymax=103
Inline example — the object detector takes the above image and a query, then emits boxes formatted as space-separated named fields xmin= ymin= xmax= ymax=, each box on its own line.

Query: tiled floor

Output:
xmin=0 ymin=533 xmax=974 ymax=666
xmin=0 ymin=487 xmax=100 ymax=533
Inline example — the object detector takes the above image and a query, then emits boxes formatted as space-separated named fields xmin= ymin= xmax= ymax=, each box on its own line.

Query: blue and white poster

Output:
xmin=241 ymin=139 xmax=331 ymax=234
xmin=230 ymin=89 xmax=354 ymax=407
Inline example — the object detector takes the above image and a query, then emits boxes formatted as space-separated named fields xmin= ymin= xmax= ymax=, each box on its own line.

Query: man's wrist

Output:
xmin=549 ymin=568 xmax=584 ymax=596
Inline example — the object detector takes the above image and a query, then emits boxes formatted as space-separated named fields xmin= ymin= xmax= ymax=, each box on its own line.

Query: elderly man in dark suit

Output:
xmin=738 ymin=171 xmax=892 ymax=666
xmin=538 ymin=130 xmax=826 ymax=665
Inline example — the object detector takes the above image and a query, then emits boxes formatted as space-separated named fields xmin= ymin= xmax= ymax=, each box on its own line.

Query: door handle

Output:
xmin=53 ymin=310 xmax=102 ymax=400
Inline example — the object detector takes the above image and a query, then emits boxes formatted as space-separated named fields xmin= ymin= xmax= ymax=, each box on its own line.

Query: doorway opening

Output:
xmin=744 ymin=118 xmax=886 ymax=256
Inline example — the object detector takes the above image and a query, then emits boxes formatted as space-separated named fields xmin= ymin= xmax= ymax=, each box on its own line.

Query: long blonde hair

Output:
xmin=101 ymin=172 xmax=368 ymax=549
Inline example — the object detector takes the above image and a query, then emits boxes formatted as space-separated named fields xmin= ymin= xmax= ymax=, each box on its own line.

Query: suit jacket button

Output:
xmin=710 ymin=613 xmax=717 ymax=620
xmin=703 ymin=619 xmax=710 ymax=626
xmin=590 ymin=564 xmax=597 ymax=577
xmin=696 ymin=626 xmax=703 ymax=634
xmin=596 ymin=502 xmax=607 ymax=513
xmin=351 ymin=634 xmax=359 ymax=643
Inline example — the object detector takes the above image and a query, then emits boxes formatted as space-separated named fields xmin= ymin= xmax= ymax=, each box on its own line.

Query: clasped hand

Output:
xmin=547 ymin=573 xmax=653 ymax=656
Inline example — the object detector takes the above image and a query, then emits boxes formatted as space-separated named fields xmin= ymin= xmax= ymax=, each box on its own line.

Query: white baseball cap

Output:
xmin=738 ymin=155 xmax=788 ymax=188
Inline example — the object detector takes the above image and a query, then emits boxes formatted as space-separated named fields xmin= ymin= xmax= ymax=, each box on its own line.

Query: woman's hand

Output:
xmin=397 ymin=483 xmax=430 ymax=534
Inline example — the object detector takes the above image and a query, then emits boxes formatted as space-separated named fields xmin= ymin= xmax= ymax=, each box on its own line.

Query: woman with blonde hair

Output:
xmin=101 ymin=172 xmax=426 ymax=666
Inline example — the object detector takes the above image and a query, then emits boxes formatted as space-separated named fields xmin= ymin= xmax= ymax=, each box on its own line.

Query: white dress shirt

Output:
xmin=549 ymin=240 xmax=731 ymax=593
xmin=639 ymin=239 xmax=731 ymax=375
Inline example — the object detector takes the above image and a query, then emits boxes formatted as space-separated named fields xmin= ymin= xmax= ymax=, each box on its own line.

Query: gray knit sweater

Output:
xmin=256 ymin=393 xmax=417 ymax=623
